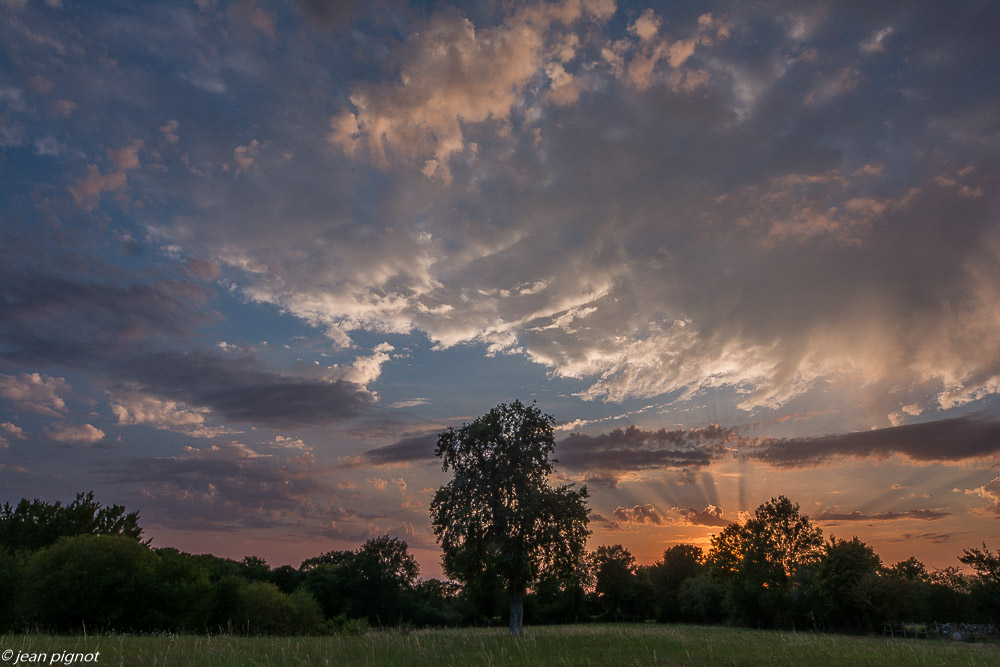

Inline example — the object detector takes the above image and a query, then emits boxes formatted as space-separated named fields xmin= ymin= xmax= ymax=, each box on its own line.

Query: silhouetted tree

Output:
xmin=430 ymin=401 xmax=590 ymax=636
xmin=353 ymin=535 xmax=420 ymax=625
xmin=300 ymin=535 xmax=419 ymax=626
xmin=959 ymin=542 xmax=1000 ymax=622
xmin=649 ymin=544 xmax=706 ymax=622
xmin=707 ymin=496 xmax=824 ymax=627
xmin=812 ymin=536 xmax=881 ymax=632
xmin=0 ymin=491 xmax=142 ymax=552
xmin=591 ymin=544 xmax=638 ymax=621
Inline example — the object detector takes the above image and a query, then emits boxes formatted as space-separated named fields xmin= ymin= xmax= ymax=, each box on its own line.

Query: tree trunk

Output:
xmin=509 ymin=590 xmax=524 ymax=636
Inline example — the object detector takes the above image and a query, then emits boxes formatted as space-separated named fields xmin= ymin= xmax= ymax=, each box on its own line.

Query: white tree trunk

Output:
xmin=508 ymin=590 xmax=524 ymax=636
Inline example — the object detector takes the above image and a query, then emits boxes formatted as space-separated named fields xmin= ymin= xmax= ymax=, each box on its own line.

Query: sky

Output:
xmin=2 ymin=0 xmax=999 ymax=578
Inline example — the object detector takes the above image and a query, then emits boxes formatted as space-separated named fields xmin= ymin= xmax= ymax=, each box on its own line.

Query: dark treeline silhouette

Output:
xmin=1 ymin=490 xmax=998 ymax=635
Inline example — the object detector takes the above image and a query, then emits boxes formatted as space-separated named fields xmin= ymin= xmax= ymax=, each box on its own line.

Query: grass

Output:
xmin=2 ymin=624 xmax=998 ymax=666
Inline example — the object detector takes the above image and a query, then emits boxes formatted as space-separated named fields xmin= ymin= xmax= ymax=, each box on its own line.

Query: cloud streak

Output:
xmin=748 ymin=416 xmax=1000 ymax=468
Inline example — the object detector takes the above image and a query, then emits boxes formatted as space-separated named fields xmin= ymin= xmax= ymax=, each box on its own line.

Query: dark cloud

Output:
xmin=364 ymin=432 xmax=438 ymax=465
xmin=748 ymin=416 xmax=1000 ymax=467
xmin=292 ymin=0 xmax=372 ymax=30
xmin=122 ymin=351 xmax=372 ymax=428
xmin=110 ymin=442 xmax=324 ymax=531
xmin=556 ymin=425 xmax=736 ymax=485
xmin=817 ymin=509 xmax=950 ymax=522
xmin=886 ymin=533 xmax=963 ymax=545
xmin=0 ymin=265 xmax=214 ymax=367
xmin=365 ymin=424 xmax=738 ymax=478
xmin=0 ymin=262 xmax=373 ymax=428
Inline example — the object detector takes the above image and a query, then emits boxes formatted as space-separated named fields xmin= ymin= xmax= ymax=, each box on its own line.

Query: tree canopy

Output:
xmin=707 ymin=495 xmax=824 ymax=627
xmin=429 ymin=400 xmax=590 ymax=635
xmin=0 ymin=491 xmax=143 ymax=552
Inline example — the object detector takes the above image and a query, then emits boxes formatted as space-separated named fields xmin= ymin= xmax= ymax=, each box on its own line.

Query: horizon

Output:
xmin=2 ymin=0 xmax=999 ymax=580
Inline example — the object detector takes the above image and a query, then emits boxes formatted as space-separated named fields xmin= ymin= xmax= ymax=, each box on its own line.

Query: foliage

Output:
xmin=648 ymin=544 xmax=706 ymax=622
xmin=301 ymin=535 xmax=420 ymax=626
xmin=707 ymin=495 xmax=824 ymax=627
xmin=590 ymin=545 xmax=646 ymax=621
xmin=2 ymin=487 xmax=997 ymax=636
xmin=24 ymin=534 xmax=157 ymax=632
xmin=811 ymin=536 xmax=882 ymax=632
xmin=959 ymin=543 xmax=1000 ymax=583
xmin=960 ymin=543 xmax=1000 ymax=622
xmin=429 ymin=401 xmax=590 ymax=635
xmin=0 ymin=491 xmax=143 ymax=552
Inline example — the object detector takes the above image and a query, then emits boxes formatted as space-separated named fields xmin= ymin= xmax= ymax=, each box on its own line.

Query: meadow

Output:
xmin=2 ymin=624 xmax=998 ymax=667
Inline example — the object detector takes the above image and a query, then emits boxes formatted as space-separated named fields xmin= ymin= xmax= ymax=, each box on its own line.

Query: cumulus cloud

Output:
xmin=964 ymin=476 xmax=1000 ymax=516
xmin=109 ymin=388 xmax=230 ymax=438
xmin=0 ymin=373 xmax=70 ymax=417
xmin=233 ymin=139 xmax=261 ymax=173
xmin=596 ymin=502 xmax=730 ymax=530
xmin=0 ymin=422 xmax=26 ymax=448
xmin=672 ymin=504 xmax=730 ymax=527
xmin=338 ymin=343 xmax=394 ymax=391
xmin=45 ymin=422 xmax=104 ymax=444
xmin=327 ymin=0 xmax=615 ymax=182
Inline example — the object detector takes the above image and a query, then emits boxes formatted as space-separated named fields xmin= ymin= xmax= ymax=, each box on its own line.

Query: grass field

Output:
xmin=2 ymin=624 xmax=998 ymax=666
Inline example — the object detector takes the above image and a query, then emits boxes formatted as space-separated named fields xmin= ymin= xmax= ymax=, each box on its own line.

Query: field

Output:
xmin=2 ymin=624 xmax=998 ymax=666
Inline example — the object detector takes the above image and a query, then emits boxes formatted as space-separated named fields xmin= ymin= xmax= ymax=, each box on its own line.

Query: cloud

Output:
xmin=748 ymin=416 xmax=1000 ymax=468
xmin=327 ymin=1 xmax=614 ymax=183
xmin=233 ymin=138 xmax=261 ymax=173
xmin=0 ymin=265 xmax=215 ymax=367
xmin=109 ymin=388 xmax=230 ymax=439
xmin=964 ymin=476 xmax=1000 ymax=516
xmin=0 ymin=422 xmax=26 ymax=448
xmin=364 ymin=432 xmax=438 ymax=465
xmin=68 ymin=140 xmax=143 ymax=209
xmin=556 ymin=425 xmax=737 ymax=485
xmin=596 ymin=502 xmax=730 ymax=530
xmin=116 ymin=440 xmax=322 ymax=530
xmin=122 ymin=350 xmax=373 ymax=428
xmin=45 ymin=422 xmax=104 ymax=444
xmin=121 ymin=0 xmax=1000 ymax=426
xmin=0 ymin=373 xmax=69 ymax=417
xmin=160 ymin=119 xmax=180 ymax=144
xmin=0 ymin=259 xmax=371 ymax=429
xmin=886 ymin=533 xmax=959 ymax=545
xmin=816 ymin=508 xmax=950 ymax=522
xmin=671 ymin=504 xmax=730 ymax=527
xmin=338 ymin=343 xmax=394 ymax=390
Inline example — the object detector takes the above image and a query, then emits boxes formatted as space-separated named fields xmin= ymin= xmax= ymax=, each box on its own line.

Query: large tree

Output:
xmin=429 ymin=400 xmax=590 ymax=636
xmin=706 ymin=496 xmax=824 ymax=627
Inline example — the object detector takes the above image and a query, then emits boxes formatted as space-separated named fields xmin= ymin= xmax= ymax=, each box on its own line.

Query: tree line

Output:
xmin=1 ymin=403 xmax=998 ymax=635
xmin=0 ymin=490 xmax=997 ymax=635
